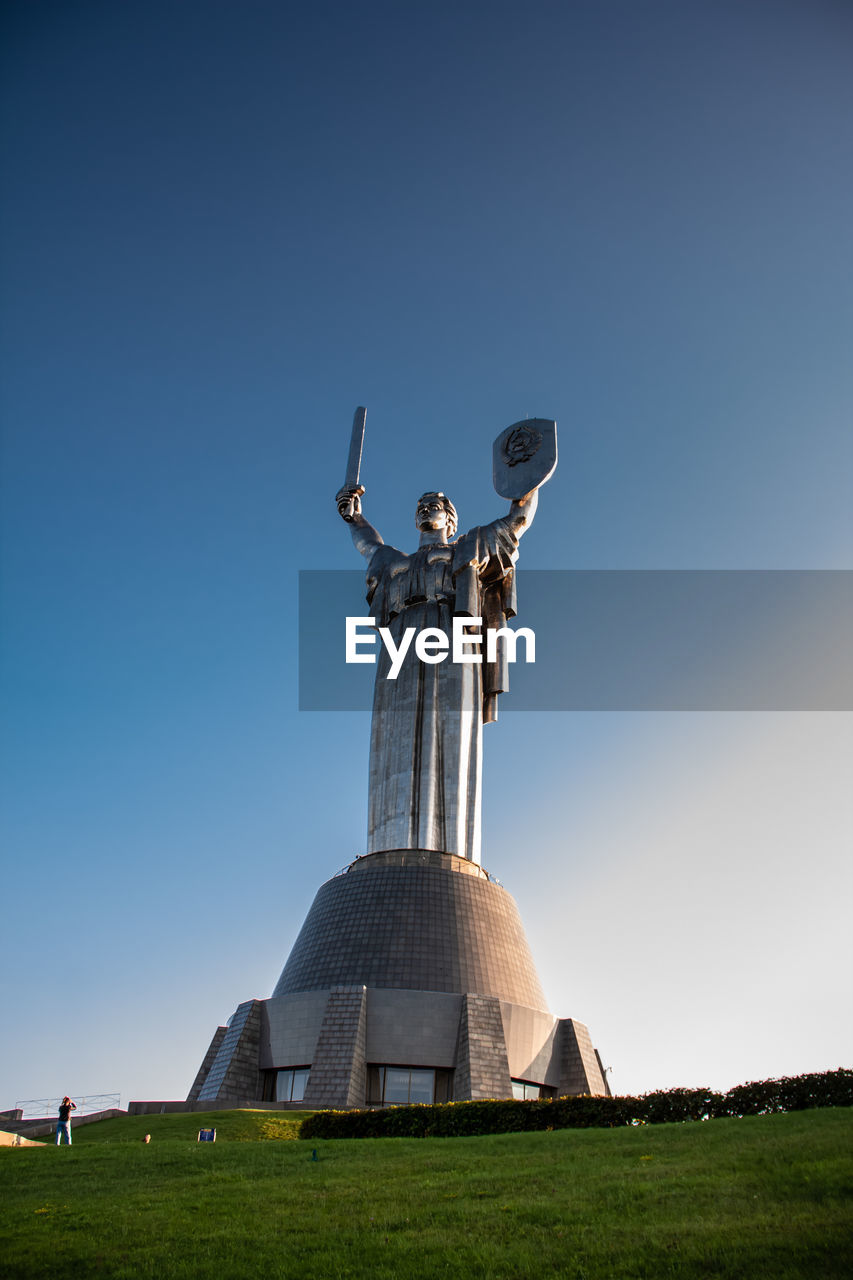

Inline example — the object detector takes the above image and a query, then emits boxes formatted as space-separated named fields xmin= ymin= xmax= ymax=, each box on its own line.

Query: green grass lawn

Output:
xmin=2 ymin=1108 xmax=851 ymax=1278
xmin=70 ymin=1108 xmax=310 ymax=1144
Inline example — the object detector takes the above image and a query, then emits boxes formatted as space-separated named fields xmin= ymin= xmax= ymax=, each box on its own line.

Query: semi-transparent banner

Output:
xmin=298 ymin=570 xmax=852 ymax=711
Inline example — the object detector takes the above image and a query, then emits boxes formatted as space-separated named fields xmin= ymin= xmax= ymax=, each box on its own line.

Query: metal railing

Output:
xmin=15 ymin=1093 xmax=121 ymax=1118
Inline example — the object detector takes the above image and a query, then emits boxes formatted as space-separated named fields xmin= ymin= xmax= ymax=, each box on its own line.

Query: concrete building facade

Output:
xmin=189 ymin=849 xmax=608 ymax=1109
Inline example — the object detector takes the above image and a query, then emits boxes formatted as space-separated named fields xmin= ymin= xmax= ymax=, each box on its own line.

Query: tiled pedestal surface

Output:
xmin=190 ymin=851 xmax=608 ymax=1107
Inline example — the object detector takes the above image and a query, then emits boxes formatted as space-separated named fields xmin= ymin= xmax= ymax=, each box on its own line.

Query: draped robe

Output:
xmin=364 ymin=516 xmax=519 ymax=864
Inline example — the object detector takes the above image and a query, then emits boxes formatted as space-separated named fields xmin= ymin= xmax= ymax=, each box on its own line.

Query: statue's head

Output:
xmin=416 ymin=492 xmax=458 ymax=538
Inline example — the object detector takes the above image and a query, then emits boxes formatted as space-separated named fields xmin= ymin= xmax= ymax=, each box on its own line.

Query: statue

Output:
xmin=336 ymin=411 xmax=556 ymax=865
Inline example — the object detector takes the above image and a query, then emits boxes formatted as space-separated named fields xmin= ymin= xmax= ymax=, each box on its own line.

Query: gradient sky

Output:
xmin=1 ymin=0 xmax=851 ymax=1110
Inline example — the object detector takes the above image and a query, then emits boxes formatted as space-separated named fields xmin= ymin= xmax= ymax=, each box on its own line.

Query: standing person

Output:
xmin=55 ymin=1096 xmax=77 ymax=1145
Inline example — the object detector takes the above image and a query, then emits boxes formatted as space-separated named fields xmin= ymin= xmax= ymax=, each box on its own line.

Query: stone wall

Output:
xmin=301 ymin=985 xmax=368 ymax=1110
xmin=558 ymin=1018 xmax=608 ymax=1096
xmin=196 ymin=999 xmax=263 ymax=1103
xmin=187 ymin=1025 xmax=227 ymax=1102
xmin=454 ymin=994 xmax=513 ymax=1100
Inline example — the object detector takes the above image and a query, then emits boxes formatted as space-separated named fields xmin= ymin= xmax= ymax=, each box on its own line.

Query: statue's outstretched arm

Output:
xmin=336 ymin=484 xmax=384 ymax=560
xmin=506 ymin=487 xmax=539 ymax=539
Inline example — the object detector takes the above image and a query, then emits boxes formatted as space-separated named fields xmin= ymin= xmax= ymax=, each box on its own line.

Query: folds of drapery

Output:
xmin=364 ymin=518 xmax=519 ymax=861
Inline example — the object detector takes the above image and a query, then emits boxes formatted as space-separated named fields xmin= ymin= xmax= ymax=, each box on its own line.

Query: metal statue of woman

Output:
xmin=336 ymin=414 xmax=556 ymax=865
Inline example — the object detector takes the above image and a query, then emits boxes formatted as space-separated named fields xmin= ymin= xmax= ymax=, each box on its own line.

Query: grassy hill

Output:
xmin=69 ymin=1108 xmax=310 ymax=1144
xmin=2 ymin=1108 xmax=851 ymax=1278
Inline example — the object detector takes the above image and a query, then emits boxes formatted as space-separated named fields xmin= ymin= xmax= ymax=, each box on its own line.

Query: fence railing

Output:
xmin=15 ymin=1093 xmax=121 ymax=1118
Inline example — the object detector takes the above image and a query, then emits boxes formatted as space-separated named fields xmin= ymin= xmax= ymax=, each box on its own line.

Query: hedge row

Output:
xmin=298 ymin=1068 xmax=853 ymax=1140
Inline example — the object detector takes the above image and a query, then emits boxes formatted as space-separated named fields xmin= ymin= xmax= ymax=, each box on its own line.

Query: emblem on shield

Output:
xmin=492 ymin=418 xmax=558 ymax=499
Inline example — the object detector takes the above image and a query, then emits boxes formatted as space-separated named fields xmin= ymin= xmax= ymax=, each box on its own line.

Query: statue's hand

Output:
xmin=336 ymin=484 xmax=365 ymax=523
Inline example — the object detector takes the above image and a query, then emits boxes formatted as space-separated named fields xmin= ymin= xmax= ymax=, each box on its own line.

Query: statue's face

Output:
xmin=416 ymin=495 xmax=449 ymax=532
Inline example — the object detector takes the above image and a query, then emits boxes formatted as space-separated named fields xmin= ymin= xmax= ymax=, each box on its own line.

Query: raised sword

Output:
xmin=338 ymin=406 xmax=367 ymax=521
xmin=345 ymin=405 xmax=367 ymax=489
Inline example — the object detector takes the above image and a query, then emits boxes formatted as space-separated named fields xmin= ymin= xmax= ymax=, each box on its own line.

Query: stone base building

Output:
xmin=189 ymin=850 xmax=608 ymax=1109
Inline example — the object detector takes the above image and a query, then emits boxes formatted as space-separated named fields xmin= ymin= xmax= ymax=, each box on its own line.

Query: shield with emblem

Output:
xmin=492 ymin=418 xmax=558 ymax=499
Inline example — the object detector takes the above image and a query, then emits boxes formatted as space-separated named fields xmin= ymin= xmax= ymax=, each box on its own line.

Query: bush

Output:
xmin=298 ymin=1068 xmax=853 ymax=1141
xmin=722 ymin=1069 xmax=853 ymax=1116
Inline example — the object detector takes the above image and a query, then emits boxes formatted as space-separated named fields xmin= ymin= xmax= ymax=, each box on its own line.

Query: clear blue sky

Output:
xmin=1 ymin=0 xmax=851 ymax=1109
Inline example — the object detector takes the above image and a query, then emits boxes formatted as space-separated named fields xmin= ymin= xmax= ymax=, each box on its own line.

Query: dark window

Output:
xmin=366 ymin=1066 xmax=453 ymax=1106
xmin=433 ymin=1067 xmax=453 ymax=1104
xmin=274 ymin=1067 xmax=310 ymax=1103
xmin=511 ymin=1078 xmax=553 ymax=1100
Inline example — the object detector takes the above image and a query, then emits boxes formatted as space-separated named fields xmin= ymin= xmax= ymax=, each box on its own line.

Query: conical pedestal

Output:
xmin=188 ymin=851 xmax=609 ymax=1110
xmin=274 ymin=850 xmax=547 ymax=1006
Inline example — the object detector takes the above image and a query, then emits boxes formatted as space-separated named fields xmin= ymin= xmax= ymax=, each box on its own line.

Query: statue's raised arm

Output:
xmin=506 ymin=487 xmax=539 ymax=538
xmin=451 ymin=418 xmax=553 ymax=575
xmin=336 ymin=482 xmax=384 ymax=559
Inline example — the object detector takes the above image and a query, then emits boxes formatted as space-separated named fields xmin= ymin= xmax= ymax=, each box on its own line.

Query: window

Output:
xmin=366 ymin=1066 xmax=453 ymax=1106
xmin=275 ymin=1067 xmax=310 ymax=1103
xmin=511 ymin=1079 xmax=552 ymax=1100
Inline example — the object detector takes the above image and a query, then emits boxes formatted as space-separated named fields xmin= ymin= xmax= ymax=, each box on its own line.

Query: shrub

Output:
xmin=298 ymin=1068 xmax=853 ymax=1141
xmin=722 ymin=1069 xmax=853 ymax=1116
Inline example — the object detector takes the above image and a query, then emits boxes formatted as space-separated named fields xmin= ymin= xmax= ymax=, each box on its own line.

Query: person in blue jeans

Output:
xmin=55 ymin=1096 xmax=77 ymax=1145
